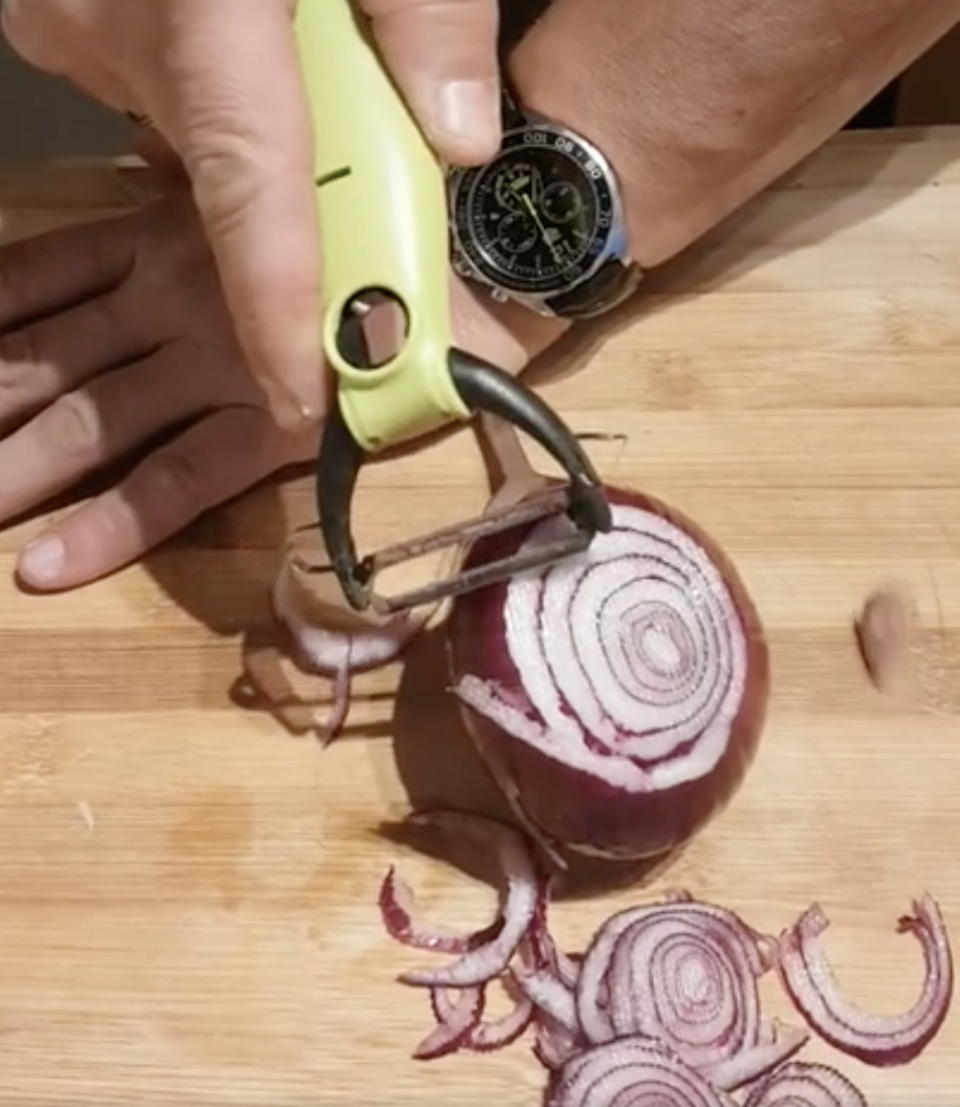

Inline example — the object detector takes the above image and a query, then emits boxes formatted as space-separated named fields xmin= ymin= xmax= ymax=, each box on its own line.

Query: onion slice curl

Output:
xmin=391 ymin=811 xmax=541 ymax=989
xmin=776 ymin=892 xmax=953 ymax=1066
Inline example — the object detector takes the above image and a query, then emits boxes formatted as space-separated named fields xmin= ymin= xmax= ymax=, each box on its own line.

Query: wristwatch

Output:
xmin=447 ymin=84 xmax=643 ymax=320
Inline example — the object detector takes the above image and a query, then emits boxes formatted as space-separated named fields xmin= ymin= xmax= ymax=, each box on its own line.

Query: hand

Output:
xmin=1 ymin=0 xmax=503 ymax=427
xmin=0 ymin=194 xmax=567 ymax=593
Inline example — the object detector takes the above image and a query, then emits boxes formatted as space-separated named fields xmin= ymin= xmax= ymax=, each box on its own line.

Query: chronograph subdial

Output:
xmin=495 ymin=211 xmax=538 ymax=254
xmin=494 ymin=162 xmax=542 ymax=210
xmin=541 ymin=180 xmax=583 ymax=224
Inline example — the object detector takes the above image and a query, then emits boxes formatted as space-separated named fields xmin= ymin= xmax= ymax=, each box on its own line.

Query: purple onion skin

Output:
xmin=445 ymin=485 xmax=770 ymax=863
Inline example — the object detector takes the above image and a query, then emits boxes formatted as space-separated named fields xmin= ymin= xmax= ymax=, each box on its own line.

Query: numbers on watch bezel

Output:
xmin=451 ymin=125 xmax=619 ymax=297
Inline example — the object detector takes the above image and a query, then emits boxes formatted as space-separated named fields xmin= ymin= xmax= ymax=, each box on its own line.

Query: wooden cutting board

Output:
xmin=1 ymin=127 xmax=960 ymax=1105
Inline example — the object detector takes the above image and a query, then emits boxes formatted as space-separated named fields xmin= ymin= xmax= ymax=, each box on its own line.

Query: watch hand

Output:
xmin=521 ymin=193 xmax=564 ymax=263
xmin=529 ymin=166 xmax=544 ymax=204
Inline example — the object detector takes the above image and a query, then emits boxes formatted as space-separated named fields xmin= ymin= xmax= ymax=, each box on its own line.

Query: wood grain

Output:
xmin=1 ymin=128 xmax=960 ymax=1104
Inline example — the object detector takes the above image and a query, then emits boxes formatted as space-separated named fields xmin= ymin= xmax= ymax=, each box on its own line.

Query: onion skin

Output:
xmin=446 ymin=485 xmax=770 ymax=863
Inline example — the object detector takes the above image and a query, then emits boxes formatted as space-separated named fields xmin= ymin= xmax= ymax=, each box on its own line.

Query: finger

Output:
xmin=1 ymin=2 xmax=132 ymax=112
xmin=0 ymin=285 xmax=156 ymax=430
xmin=0 ymin=212 xmax=137 ymax=331
xmin=358 ymin=0 xmax=502 ymax=164
xmin=17 ymin=405 xmax=288 ymax=590
xmin=0 ymin=341 xmax=215 ymax=524
xmin=145 ymin=0 xmax=322 ymax=426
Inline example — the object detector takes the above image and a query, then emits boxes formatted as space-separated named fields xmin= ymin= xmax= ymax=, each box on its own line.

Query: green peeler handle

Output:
xmin=293 ymin=0 xmax=471 ymax=453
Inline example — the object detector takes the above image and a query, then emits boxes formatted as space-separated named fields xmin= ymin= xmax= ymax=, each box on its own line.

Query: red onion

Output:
xmin=269 ymin=556 xmax=426 ymax=743
xmin=376 ymin=811 xmax=953 ymax=1101
xmin=391 ymin=811 xmax=540 ymax=989
xmin=546 ymin=1038 xmax=733 ymax=1107
xmin=574 ymin=895 xmax=805 ymax=1091
xmin=446 ymin=485 xmax=770 ymax=862
xmin=411 ymin=975 xmax=535 ymax=1059
xmin=273 ymin=558 xmax=422 ymax=676
xmin=534 ymin=1016 xmax=584 ymax=1071
xmin=414 ymin=986 xmax=484 ymax=1059
xmin=743 ymin=1062 xmax=867 ymax=1107
xmin=461 ymin=974 xmax=535 ymax=1052
xmin=776 ymin=893 xmax=953 ymax=1066
xmin=378 ymin=866 xmax=504 ymax=953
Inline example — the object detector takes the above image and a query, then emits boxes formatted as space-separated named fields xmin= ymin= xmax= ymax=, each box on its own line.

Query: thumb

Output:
xmin=143 ymin=0 xmax=323 ymax=425
xmin=358 ymin=0 xmax=502 ymax=165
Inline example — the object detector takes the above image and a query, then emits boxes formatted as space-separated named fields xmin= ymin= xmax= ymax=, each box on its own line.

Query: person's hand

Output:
xmin=1 ymin=0 xmax=503 ymax=427
xmin=0 ymin=194 xmax=566 ymax=593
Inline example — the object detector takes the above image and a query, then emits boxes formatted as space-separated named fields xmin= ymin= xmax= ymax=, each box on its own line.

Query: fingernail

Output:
xmin=434 ymin=79 xmax=501 ymax=159
xmin=19 ymin=534 xmax=66 ymax=585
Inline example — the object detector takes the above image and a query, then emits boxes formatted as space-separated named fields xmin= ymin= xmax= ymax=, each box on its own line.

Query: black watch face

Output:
xmin=452 ymin=127 xmax=618 ymax=295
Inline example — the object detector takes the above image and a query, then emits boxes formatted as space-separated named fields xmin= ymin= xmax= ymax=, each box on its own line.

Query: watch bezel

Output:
xmin=448 ymin=120 xmax=627 ymax=299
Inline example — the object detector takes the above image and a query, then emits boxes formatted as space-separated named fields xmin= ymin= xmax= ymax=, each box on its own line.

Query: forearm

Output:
xmin=508 ymin=0 xmax=960 ymax=267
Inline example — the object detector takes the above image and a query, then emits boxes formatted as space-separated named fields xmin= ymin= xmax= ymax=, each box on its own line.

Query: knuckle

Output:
xmin=141 ymin=447 xmax=204 ymax=507
xmin=43 ymin=391 xmax=103 ymax=461
xmin=187 ymin=136 xmax=278 ymax=239
xmin=0 ymin=327 xmax=41 ymax=388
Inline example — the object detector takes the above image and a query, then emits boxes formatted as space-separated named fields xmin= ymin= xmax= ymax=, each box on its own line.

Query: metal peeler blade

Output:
xmin=313 ymin=314 xmax=611 ymax=616
xmin=354 ymin=484 xmax=593 ymax=615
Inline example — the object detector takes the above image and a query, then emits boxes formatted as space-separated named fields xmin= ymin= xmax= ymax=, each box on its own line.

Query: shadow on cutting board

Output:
xmin=379 ymin=624 xmax=689 ymax=903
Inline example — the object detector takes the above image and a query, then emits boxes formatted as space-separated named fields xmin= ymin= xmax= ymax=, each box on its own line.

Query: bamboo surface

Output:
xmin=1 ymin=128 xmax=960 ymax=1104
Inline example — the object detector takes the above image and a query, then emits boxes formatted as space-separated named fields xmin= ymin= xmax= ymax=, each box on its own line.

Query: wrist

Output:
xmin=506 ymin=8 xmax=713 ymax=270
xmin=508 ymin=0 xmax=960 ymax=274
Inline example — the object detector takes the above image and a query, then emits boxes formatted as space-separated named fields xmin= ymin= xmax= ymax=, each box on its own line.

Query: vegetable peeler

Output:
xmin=293 ymin=0 xmax=611 ymax=616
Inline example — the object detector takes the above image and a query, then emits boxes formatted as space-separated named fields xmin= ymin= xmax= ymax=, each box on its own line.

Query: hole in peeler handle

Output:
xmin=336 ymin=288 xmax=409 ymax=370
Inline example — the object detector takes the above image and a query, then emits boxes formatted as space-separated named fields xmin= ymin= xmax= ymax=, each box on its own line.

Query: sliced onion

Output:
xmin=546 ymin=1038 xmax=734 ymax=1107
xmin=526 ymin=878 xmax=583 ymax=989
xmin=446 ymin=485 xmax=770 ymax=862
xmin=534 ymin=1016 xmax=584 ymax=1071
xmin=266 ymin=553 xmax=426 ymax=743
xmin=378 ymin=866 xmax=503 ymax=953
xmin=394 ymin=811 xmax=540 ymax=989
xmin=375 ymin=806 xmax=952 ymax=1096
xmin=702 ymin=1019 xmax=808 ymax=1091
xmin=414 ymin=987 xmax=484 ymax=1060
xmin=743 ymin=1061 xmax=868 ymax=1107
xmin=464 ymin=973 xmax=535 ymax=1051
xmin=574 ymin=896 xmax=804 ymax=1091
xmin=776 ymin=892 xmax=953 ymax=1065
xmin=273 ymin=558 xmax=421 ymax=677
xmin=514 ymin=967 xmax=580 ymax=1033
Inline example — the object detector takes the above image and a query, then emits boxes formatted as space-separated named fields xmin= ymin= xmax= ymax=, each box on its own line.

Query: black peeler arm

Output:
xmin=316 ymin=340 xmax=613 ymax=613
